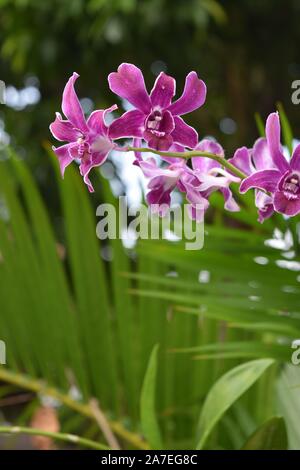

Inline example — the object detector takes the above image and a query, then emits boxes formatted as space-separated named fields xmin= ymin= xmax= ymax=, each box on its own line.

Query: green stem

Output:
xmin=0 ymin=425 xmax=108 ymax=450
xmin=127 ymin=146 xmax=247 ymax=180
xmin=0 ymin=367 xmax=150 ymax=450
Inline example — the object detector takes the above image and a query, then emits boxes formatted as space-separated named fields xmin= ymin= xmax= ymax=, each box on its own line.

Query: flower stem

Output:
xmin=0 ymin=425 xmax=108 ymax=450
xmin=0 ymin=367 xmax=150 ymax=450
xmin=127 ymin=146 xmax=247 ymax=180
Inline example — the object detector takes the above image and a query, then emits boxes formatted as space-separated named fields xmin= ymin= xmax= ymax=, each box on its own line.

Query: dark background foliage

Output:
xmin=1 ymin=0 xmax=299 ymax=163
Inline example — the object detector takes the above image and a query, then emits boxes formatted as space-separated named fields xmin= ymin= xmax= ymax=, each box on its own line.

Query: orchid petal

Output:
xmin=52 ymin=143 xmax=75 ymax=177
xmin=62 ymin=72 xmax=88 ymax=132
xmin=220 ymin=187 xmax=240 ymax=212
xmin=185 ymin=186 xmax=209 ymax=214
xmin=167 ymin=71 xmax=206 ymax=116
xmin=132 ymin=137 xmax=143 ymax=165
xmin=50 ymin=112 xmax=80 ymax=142
xmin=290 ymin=143 xmax=300 ymax=171
xmin=159 ymin=109 xmax=175 ymax=133
xmin=255 ymin=190 xmax=274 ymax=222
xmin=252 ymin=138 xmax=275 ymax=171
xmin=255 ymin=190 xmax=273 ymax=210
xmin=183 ymin=188 xmax=208 ymax=220
xmin=240 ymin=169 xmax=281 ymax=193
xmin=198 ymin=170 xmax=238 ymax=192
xmin=109 ymin=109 xmax=145 ymax=139
xmin=265 ymin=112 xmax=289 ymax=172
xmin=150 ymin=72 xmax=176 ymax=109
xmin=171 ymin=116 xmax=198 ymax=148
xmin=139 ymin=158 xmax=183 ymax=180
xmin=257 ymin=204 xmax=274 ymax=223
xmin=108 ymin=63 xmax=151 ymax=114
xmin=87 ymin=105 xmax=117 ymax=137
xmin=79 ymin=152 xmax=108 ymax=193
xmin=138 ymin=158 xmax=160 ymax=178
xmin=196 ymin=139 xmax=224 ymax=156
xmin=160 ymin=143 xmax=186 ymax=164
xmin=274 ymin=190 xmax=300 ymax=216
xmin=192 ymin=139 xmax=224 ymax=172
xmin=147 ymin=134 xmax=173 ymax=151
xmin=228 ymin=146 xmax=252 ymax=176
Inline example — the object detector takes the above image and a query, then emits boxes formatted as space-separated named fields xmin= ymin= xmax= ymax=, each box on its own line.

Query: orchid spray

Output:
xmin=50 ymin=64 xmax=299 ymax=222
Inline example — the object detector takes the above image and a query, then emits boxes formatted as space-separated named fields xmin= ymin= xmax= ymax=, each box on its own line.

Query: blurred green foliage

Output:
xmin=0 ymin=152 xmax=298 ymax=449
xmin=1 ymin=0 xmax=300 ymax=164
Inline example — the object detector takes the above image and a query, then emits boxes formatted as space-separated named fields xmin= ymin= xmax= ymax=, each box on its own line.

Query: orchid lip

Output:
xmin=76 ymin=137 xmax=87 ymax=158
xmin=282 ymin=171 xmax=300 ymax=200
xmin=145 ymin=109 xmax=164 ymax=132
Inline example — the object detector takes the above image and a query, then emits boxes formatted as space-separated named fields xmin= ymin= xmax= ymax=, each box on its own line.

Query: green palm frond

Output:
xmin=0 ymin=150 xmax=298 ymax=449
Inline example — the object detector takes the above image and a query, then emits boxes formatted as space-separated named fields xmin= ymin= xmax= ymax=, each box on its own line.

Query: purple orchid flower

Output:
xmin=229 ymin=145 xmax=275 ymax=223
xmin=50 ymin=72 xmax=117 ymax=192
xmin=135 ymin=139 xmax=186 ymax=216
xmin=179 ymin=139 xmax=240 ymax=221
xmin=240 ymin=112 xmax=300 ymax=217
xmin=137 ymin=139 xmax=239 ymax=221
xmin=140 ymin=158 xmax=186 ymax=216
xmin=108 ymin=63 xmax=206 ymax=151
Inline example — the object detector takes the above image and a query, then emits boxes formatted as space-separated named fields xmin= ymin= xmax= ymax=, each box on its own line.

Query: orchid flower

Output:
xmin=139 ymin=157 xmax=186 ymax=216
xmin=240 ymin=112 xmax=300 ymax=217
xmin=229 ymin=144 xmax=275 ymax=222
xmin=179 ymin=139 xmax=240 ymax=221
xmin=108 ymin=63 xmax=206 ymax=151
xmin=49 ymin=67 xmax=300 ymax=225
xmin=50 ymin=73 xmax=117 ymax=192
xmin=134 ymin=139 xmax=186 ymax=215
xmin=136 ymin=139 xmax=239 ymax=221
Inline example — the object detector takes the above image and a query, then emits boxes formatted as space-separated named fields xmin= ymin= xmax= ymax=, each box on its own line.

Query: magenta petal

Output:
xmin=258 ymin=205 xmax=274 ymax=223
xmin=192 ymin=156 xmax=216 ymax=173
xmin=220 ymin=187 xmax=240 ymax=212
xmin=53 ymin=144 xmax=74 ymax=177
xmin=132 ymin=137 xmax=143 ymax=165
xmin=108 ymin=63 xmax=151 ymax=114
xmin=185 ymin=187 xmax=209 ymax=222
xmin=196 ymin=139 xmax=224 ymax=156
xmin=274 ymin=191 xmax=300 ymax=216
xmin=167 ymin=71 xmax=206 ymax=116
xmin=171 ymin=116 xmax=198 ymax=148
xmin=109 ymin=109 xmax=145 ymax=139
xmin=50 ymin=113 xmax=80 ymax=142
xmin=160 ymin=143 xmax=185 ymax=164
xmin=252 ymin=138 xmax=274 ymax=171
xmin=147 ymin=134 xmax=173 ymax=151
xmin=255 ymin=191 xmax=274 ymax=223
xmin=255 ymin=190 xmax=273 ymax=210
xmin=160 ymin=109 xmax=175 ymax=134
xmin=240 ymin=169 xmax=281 ymax=193
xmin=266 ymin=112 xmax=289 ymax=172
xmin=147 ymin=188 xmax=170 ymax=206
xmin=290 ymin=143 xmax=300 ymax=171
xmin=228 ymin=146 xmax=252 ymax=176
xmin=150 ymin=72 xmax=176 ymax=109
xmin=79 ymin=153 xmax=108 ymax=193
xmin=138 ymin=158 xmax=159 ymax=178
xmin=87 ymin=105 xmax=117 ymax=137
xmin=62 ymin=73 xmax=88 ymax=132
xmin=185 ymin=185 xmax=207 ymax=206
xmin=193 ymin=139 xmax=223 ymax=172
